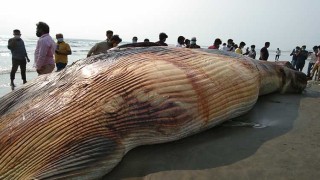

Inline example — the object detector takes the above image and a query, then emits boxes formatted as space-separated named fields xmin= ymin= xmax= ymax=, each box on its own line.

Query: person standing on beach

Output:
xmin=290 ymin=46 xmax=299 ymax=68
xmin=86 ymin=30 xmax=112 ymax=57
xmin=295 ymin=45 xmax=308 ymax=72
xmin=307 ymin=46 xmax=318 ymax=78
xmin=55 ymin=33 xmax=72 ymax=71
xmin=226 ymin=39 xmax=235 ymax=51
xmin=105 ymin=30 xmax=113 ymax=43
xmin=259 ymin=42 xmax=270 ymax=61
xmin=233 ymin=44 xmax=239 ymax=51
xmin=243 ymin=47 xmax=250 ymax=55
xmin=7 ymin=29 xmax=30 ymax=89
xmin=310 ymin=46 xmax=320 ymax=80
xmin=176 ymin=36 xmax=185 ymax=47
xmin=132 ymin=36 xmax=138 ymax=43
xmin=275 ymin=48 xmax=281 ymax=61
xmin=208 ymin=38 xmax=222 ymax=49
xmin=221 ymin=43 xmax=227 ymax=51
xmin=185 ymin=39 xmax=191 ymax=48
xmin=34 ymin=22 xmax=56 ymax=75
xmin=189 ymin=37 xmax=201 ymax=48
xmin=235 ymin=41 xmax=246 ymax=55
xmin=155 ymin=32 xmax=168 ymax=46
xmin=87 ymin=35 xmax=122 ymax=57
xmin=248 ymin=45 xmax=256 ymax=59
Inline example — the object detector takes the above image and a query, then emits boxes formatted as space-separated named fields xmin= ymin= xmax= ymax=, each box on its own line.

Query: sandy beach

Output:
xmin=102 ymin=82 xmax=320 ymax=180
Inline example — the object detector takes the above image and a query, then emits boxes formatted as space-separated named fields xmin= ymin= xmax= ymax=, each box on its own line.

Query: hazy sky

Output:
xmin=0 ymin=0 xmax=319 ymax=50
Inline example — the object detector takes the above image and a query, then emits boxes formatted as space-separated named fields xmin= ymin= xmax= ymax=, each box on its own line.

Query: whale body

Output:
xmin=0 ymin=46 xmax=306 ymax=179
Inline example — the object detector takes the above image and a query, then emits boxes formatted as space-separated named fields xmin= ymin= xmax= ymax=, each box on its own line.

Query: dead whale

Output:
xmin=0 ymin=46 xmax=306 ymax=179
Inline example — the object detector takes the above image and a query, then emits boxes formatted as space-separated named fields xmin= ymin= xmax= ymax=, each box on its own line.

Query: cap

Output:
xmin=191 ymin=37 xmax=197 ymax=41
xmin=13 ymin=29 xmax=21 ymax=35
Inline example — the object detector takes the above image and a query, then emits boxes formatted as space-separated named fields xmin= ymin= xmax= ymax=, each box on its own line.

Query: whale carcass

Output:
xmin=0 ymin=46 xmax=306 ymax=179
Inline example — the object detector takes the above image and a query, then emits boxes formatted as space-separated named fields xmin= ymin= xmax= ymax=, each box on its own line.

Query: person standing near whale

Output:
xmin=295 ymin=45 xmax=308 ymax=72
xmin=87 ymin=35 xmax=122 ymax=57
xmin=7 ymin=29 xmax=30 ymax=89
xmin=55 ymin=33 xmax=72 ymax=71
xmin=275 ymin=48 xmax=281 ymax=61
xmin=87 ymin=31 xmax=118 ymax=57
xmin=248 ymin=45 xmax=256 ymax=59
xmin=290 ymin=46 xmax=299 ymax=68
xmin=176 ymin=36 xmax=185 ymax=47
xmin=155 ymin=32 xmax=168 ymax=46
xmin=132 ymin=36 xmax=138 ymax=43
xmin=34 ymin=21 xmax=56 ymax=75
xmin=189 ymin=37 xmax=201 ymax=48
xmin=259 ymin=42 xmax=270 ymax=61
xmin=235 ymin=41 xmax=246 ymax=54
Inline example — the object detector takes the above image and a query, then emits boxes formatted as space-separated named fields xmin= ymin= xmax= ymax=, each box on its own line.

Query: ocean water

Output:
xmin=0 ymin=35 xmax=309 ymax=98
xmin=0 ymin=35 xmax=100 ymax=74
xmin=0 ymin=35 xmax=103 ymax=97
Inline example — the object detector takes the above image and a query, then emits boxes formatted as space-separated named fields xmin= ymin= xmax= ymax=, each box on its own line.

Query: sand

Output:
xmin=0 ymin=72 xmax=38 ymax=97
xmin=103 ymin=81 xmax=320 ymax=180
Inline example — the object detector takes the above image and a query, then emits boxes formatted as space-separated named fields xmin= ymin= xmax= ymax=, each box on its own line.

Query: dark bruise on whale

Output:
xmin=0 ymin=45 xmax=306 ymax=179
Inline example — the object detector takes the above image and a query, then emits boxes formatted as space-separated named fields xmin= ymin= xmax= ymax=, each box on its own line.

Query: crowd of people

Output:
xmin=7 ymin=22 xmax=73 ymax=90
xmin=173 ymin=36 xmax=270 ymax=61
xmin=293 ymin=45 xmax=320 ymax=80
xmin=6 ymin=21 xmax=320 ymax=90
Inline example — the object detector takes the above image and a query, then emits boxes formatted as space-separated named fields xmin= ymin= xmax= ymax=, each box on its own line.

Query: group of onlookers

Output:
xmin=87 ymin=30 xmax=122 ymax=57
xmin=7 ymin=21 xmax=72 ymax=89
xmin=289 ymin=45 xmax=309 ymax=72
xmin=175 ymin=36 xmax=270 ymax=61
xmin=289 ymin=45 xmax=320 ymax=80
xmin=7 ymin=22 xmax=320 ymax=90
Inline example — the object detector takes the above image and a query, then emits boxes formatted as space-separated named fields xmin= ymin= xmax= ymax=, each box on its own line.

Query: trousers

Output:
xmin=10 ymin=58 xmax=27 ymax=81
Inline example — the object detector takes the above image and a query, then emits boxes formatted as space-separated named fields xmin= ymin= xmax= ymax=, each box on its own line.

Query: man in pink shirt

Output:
xmin=34 ymin=21 xmax=56 ymax=75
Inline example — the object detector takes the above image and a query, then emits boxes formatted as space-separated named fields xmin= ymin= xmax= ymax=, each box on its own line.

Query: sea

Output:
xmin=0 ymin=35 xmax=310 ymax=98
xmin=0 ymin=35 xmax=102 ymax=97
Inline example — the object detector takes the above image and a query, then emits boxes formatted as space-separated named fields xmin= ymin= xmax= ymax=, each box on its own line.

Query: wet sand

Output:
xmin=104 ymin=81 xmax=320 ymax=180
xmin=0 ymin=72 xmax=38 ymax=97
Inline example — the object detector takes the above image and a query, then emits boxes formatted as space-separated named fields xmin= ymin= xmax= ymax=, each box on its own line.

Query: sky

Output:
xmin=0 ymin=0 xmax=319 ymax=50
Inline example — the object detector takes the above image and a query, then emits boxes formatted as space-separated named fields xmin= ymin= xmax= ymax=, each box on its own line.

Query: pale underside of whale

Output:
xmin=0 ymin=46 xmax=306 ymax=179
